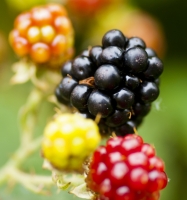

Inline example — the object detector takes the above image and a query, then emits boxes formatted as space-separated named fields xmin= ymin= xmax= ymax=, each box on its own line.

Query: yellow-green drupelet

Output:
xmin=42 ymin=113 xmax=101 ymax=171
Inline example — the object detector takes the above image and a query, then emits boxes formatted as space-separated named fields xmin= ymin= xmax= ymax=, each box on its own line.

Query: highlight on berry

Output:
xmin=55 ymin=29 xmax=163 ymax=137
xmin=9 ymin=3 xmax=74 ymax=67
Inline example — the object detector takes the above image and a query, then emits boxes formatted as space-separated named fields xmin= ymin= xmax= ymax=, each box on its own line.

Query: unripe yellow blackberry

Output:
xmin=42 ymin=114 xmax=101 ymax=171
xmin=9 ymin=3 xmax=74 ymax=68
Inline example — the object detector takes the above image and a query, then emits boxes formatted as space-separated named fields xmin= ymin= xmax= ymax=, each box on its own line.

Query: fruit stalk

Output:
xmin=0 ymin=62 xmax=60 ymax=191
xmin=0 ymin=136 xmax=42 ymax=185
xmin=19 ymin=88 xmax=44 ymax=145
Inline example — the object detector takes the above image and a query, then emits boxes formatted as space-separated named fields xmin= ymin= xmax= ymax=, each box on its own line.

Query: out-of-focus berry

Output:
xmin=66 ymin=0 xmax=121 ymax=17
xmin=0 ymin=31 xmax=8 ymax=64
xmin=6 ymin=0 xmax=46 ymax=12
xmin=86 ymin=5 xmax=166 ymax=58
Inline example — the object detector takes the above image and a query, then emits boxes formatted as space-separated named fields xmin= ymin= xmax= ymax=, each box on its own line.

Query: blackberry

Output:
xmin=55 ymin=86 xmax=69 ymax=105
xmin=100 ymin=46 xmax=123 ymax=67
xmin=81 ymin=49 xmax=89 ymax=57
xmin=126 ymin=37 xmax=146 ymax=51
xmin=124 ymin=47 xmax=148 ymax=74
xmin=154 ymin=78 xmax=160 ymax=86
xmin=61 ymin=60 xmax=73 ymax=77
xmin=94 ymin=64 xmax=121 ymax=90
xmin=90 ymin=46 xmax=103 ymax=66
xmin=115 ymin=121 xmax=137 ymax=136
xmin=70 ymin=84 xmax=92 ymax=111
xmin=88 ymin=90 xmax=113 ymax=118
xmin=56 ymin=29 xmax=164 ymax=136
xmin=113 ymin=88 xmax=135 ymax=109
xmin=145 ymin=47 xmax=157 ymax=58
xmin=132 ymin=102 xmax=151 ymax=118
xmin=97 ymin=119 xmax=112 ymax=136
xmin=142 ymin=57 xmax=163 ymax=80
xmin=105 ymin=109 xmax=131 ymax=127
xmin=58 ymin=76 xmax=78 ymax=101
xmin=138 ymin=81 xmax=159 ymax=103
xmin=72 ymin=56 xmax=94 ymax=80
xmin=102 ymin=29 xmax=127 ymax=48
xmin=124 ymin=75 xmax=140 ymax=90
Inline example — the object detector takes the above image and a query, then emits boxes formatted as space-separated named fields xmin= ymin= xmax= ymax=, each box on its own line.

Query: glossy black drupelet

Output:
xmin=105 ymin=109 xmax=131 ymax=127
xmin=133 ymin=102 xmax=151 ymax=118
xmin=72 ymin=56 xmax=94 ymax=80
xmin=142 ymin=57 xmax=163 ymax=80
xmin=55 ymin=87 xmax=69 ymax=105
xmin=102 ymin=29 xmax=127 ymax=48
xmin=70 ymin=84 xmax=93 ymax=111
xmin=88 ymin=90 xmax=113 ymax=118
xmin=61 ymin=61 xmax=73 ymax=77
xmin=124 ymin=47 xmax=148 ymax=74
xmin=138 ymin=81 xmax=159 ymax=103
xmin=57 ymin=77 xmax=78 ymax=101
xmin=126 ymin=37 xmax=146 ymax=51
xmin=113 ymin=88 xmax=135 ymax=109
xmin=55 ymin=29 xmax=164 ymax=136
xmin=81 ymin=49 xmax=89 ymax=57
xmin=94 ymin=64 xmax=121 ymax=90
xmin=124 ymin=75 xmax=140 ymax=90
xmin=89 ymin=46 xmax=103 ymax=67
xmin=145 ymin=47 xmax=157 ymax=57
xmin=115 ymin=120 xmax=138 ymax=136
xmin=100 ymin=46 xmax=123 ymax=67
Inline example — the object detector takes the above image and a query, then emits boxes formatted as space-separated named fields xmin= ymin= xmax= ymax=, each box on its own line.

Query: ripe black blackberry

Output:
xmin=55 ymin=29 xmax=164 ymax=136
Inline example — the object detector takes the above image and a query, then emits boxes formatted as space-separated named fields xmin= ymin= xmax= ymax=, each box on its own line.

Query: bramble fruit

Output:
xmin=9 ymin=3 xmax=74 ymax=68
xmin=42 ymin=113 xmax=101 ymax=171
xmin=86 ymin=134 xmax=168 ymax=200
xmin=56 ymin=29 xmax=163 ymax=136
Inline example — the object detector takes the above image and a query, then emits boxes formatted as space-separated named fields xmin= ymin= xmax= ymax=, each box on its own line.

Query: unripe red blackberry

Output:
xmin=9 ymin=3 xmax=74 ymax=68
xmin=56 ymin=29 xmax=163 ymax=136
xmin=86 ymin=135 xmax=168 ymax=200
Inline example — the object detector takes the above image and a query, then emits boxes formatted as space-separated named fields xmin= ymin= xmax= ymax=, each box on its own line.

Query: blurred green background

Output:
xmin=0 ymin=0 xmax=187 ymax=199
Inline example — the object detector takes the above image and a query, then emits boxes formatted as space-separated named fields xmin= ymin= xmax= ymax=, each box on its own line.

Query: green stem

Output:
xmin=18 ymin=88 xmax=45 ymax=145
xmin=9 ymin=168 xmax=53 ymax=195
xmin=0 ymin=84 xmax=54 ymax=193
xmin=0 ymin=61 xmax=77 ymax=194
xmin=0 ymin=137 xmax=42 ymax=185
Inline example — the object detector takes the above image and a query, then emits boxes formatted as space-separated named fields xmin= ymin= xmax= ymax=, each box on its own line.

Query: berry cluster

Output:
xmin=56 ymin=29 xmax=163 ymax=136
xmin=9 ymin=4 xmax=74 ymax=67
xmin=41 ymin=113 xmax=101 ymax=171
xmin=86 ymin=134 xmax=168 ymax=200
